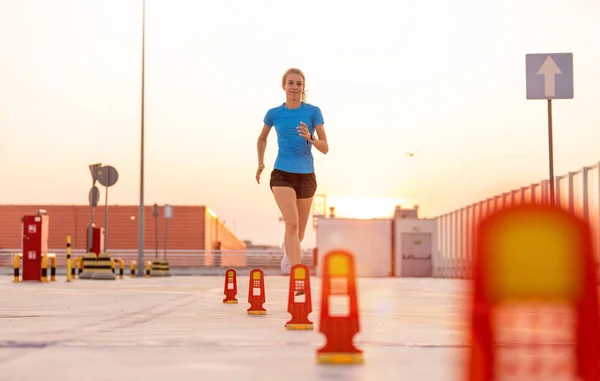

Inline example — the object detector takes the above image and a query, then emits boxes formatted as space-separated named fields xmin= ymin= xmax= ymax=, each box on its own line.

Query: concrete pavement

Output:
xmin=1 ymin=275 xmax=472 ymax=381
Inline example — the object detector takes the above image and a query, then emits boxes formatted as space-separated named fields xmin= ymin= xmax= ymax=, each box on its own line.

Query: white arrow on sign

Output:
xmin=537 ymin=56 xmax=562 ymax=97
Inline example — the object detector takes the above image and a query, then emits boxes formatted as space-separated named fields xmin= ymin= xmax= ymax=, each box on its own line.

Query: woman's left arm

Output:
xmin=311 ymin=124 xmax=329 ymax=154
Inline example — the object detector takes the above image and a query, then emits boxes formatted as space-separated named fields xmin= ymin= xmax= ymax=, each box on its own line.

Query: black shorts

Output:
xmin=269 ymin=169 xmax=317 ymax=199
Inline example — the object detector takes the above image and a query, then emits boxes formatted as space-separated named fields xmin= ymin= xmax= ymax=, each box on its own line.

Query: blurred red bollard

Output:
xmin=247 ymin=268 xmax=266 ymax=315
xmin=285 ymin=264 xmax=313 ymax=330
xmin=468 ymin=203 xmax=600 ymax=381
xmin=316 ymin=249 xmax=363 ymax=364
xmin=223 ymin=268 xmax=238 ymax=304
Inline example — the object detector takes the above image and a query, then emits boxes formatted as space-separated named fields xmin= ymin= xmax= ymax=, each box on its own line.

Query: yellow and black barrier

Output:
xmin=13 ymin=253 xmax=22 ymax=283
xmin=71 ymin=257 xmax=83 ymax=279
xmin=41 ymin=253 xmax=56 ymax=283
xmin=130 ymin=261 xmax=136 ymax=278
xmin=66 ymin=236 xmax=72 ymax=282
xmin=110 ymin=258 xmax=124 ymax=279
xmin=91 ymin=252 xmax=116 ymax=280
xmin=145 ymin=261 xmax=152 ymax=277
xmin=78 ymin=253 xmax=98 ymax=279
xmin=150 ymin=260 xmax=172 ymax=277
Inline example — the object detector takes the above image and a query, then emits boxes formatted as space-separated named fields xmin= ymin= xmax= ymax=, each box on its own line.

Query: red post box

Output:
xmin=86 ymin=226 xmax=105 ymax=256
xmin=21 ymin=210 xmax=50 ymax=282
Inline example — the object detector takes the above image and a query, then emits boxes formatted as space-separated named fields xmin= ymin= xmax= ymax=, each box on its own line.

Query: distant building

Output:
xmin=393 ymin=205 xmax=420 ymax=219
xmin=243 ymin=240 xmax=280 ymax=250
xmin=0 ymin=204 xmax=246 ymax=253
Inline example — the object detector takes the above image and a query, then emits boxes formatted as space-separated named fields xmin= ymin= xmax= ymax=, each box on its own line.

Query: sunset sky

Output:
xmin=1 ymin=0 xmax=600 ymax=247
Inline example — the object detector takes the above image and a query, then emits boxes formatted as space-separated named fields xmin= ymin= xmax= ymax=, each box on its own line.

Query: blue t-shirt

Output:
xmin=263 ymin=102 xmax=324 ymax=174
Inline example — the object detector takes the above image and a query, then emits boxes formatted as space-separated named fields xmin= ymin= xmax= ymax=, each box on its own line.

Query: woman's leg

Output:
xmin=296 ymin=197 xmax=314 ymax=243
xmin=292 ymin=185 xmax=316 ymax=295
xmin=296 ymin=173 xmax=317 ymax=245
xmin=271 ymin=186 xmax=302 ymax=266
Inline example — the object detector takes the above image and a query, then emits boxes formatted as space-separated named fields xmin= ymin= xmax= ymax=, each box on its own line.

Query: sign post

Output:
xmin=526 ymin=52 xmax=574 ymax=205
xmin=87 ymin=163 xmax=102 ymax=252
xmin=163 ymin=204 xmax=173 ymax=260
xmin=97 ymin=165 xmax=119 ymax=252
xmin=152 ymin=203 xmax=159 ymax=260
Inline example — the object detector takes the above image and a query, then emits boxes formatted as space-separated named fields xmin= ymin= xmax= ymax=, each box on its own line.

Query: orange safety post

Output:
xmin=468 ymin=202 xmax=600 ymax=381
xmin=285 ymin=264 xmax=313 ymax=330
xmin=247 ymin=269 xmax=266 ymax=315
xmin=316 ymin=249 xmax=363 ymax=364
xmin=223 ymin=268 xmax=238 ymax=304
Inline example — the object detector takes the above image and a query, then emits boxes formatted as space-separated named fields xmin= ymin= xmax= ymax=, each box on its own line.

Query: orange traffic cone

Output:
xmin=223 ymin=268 xmax=238 ymax=304
xmin=247 ymin=268 xmax=266 ymax=315
xmin=316 ymin=249 xmax=363 ymax=364
xmin=285 ymin=264 xmax=313 ymax=330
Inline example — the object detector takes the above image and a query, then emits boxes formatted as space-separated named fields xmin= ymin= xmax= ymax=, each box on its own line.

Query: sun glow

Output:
xmin=324 ymin=196 xmax=413 ymax=219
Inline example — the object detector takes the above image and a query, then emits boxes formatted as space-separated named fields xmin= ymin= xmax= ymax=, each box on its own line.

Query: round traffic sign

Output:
xmin=98 ymin=166 xmax=119 ymax=187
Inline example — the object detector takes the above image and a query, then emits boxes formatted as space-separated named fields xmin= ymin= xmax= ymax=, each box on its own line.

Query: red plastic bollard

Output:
xmin=316 ymin=249 xmax=363 ymax=364
xmin=285 ymin=264 xmax=313 ymax=330
xmin=247 ymin=268 xmax=266 ymax=315
xmin=468 ymin=202 xmax=600 ymax=381
xmin=223 ymin=268 xmax=238 ymax=304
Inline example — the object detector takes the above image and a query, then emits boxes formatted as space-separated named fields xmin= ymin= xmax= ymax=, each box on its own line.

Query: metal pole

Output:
xmin=582 ymin=167 xmax=589 ymax=224
xmin=103 ymin=185 xmax=108 ymax=252
xmin=88 ymin=178 xmax=94 ymax=252
xmin=547 ymin=99 xmax=555 ymax=206
xmin=88 ymin=212 xmax=93 ymax=252
xmin=597 ymin=162 xmax=600 ymax=266
xmin=155 ymin=215 xmax=158 ymax=260
xmin=164 ymin=218 xmax=168 ymax=260
xmin=137 ymin=0 xmax=146 ymax=276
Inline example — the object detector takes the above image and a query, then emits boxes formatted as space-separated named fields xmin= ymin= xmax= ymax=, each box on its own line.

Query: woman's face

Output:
xmin=283 ymin=73 xmax=304 ymax=100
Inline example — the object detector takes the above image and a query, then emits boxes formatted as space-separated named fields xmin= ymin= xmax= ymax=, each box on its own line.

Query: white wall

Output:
xmin=315 ymin=217 xmax=392 ymax=277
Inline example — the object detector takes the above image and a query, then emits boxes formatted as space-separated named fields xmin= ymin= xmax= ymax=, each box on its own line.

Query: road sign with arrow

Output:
xmin=526 ymin=53 xmax=573 ymax=100
xmin=525 ymin=52 xmax=574 ymax=206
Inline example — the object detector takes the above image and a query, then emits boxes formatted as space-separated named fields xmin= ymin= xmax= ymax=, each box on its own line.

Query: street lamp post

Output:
xmin=153 ymin=203 xmax=159 ymax=260
xmin=137 ymin=0 xmax=146 ymax=276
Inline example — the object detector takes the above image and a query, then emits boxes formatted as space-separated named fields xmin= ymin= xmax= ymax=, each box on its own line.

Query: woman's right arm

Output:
xmin=257 ymin=124 xmax=271 ymax=167
xmin=255 ymin=124 xmax=271 ymax=184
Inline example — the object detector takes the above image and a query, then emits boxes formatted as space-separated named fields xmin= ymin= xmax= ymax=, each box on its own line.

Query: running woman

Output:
xmin=255 ymin=67 xmax=329 ymax=275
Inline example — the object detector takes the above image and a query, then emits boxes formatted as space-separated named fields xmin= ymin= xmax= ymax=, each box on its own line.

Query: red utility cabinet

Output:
xmin=86 ymin=226 xmax=104 ymax=256
xmin=21 ymin=211 xmax=50 ymax=281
